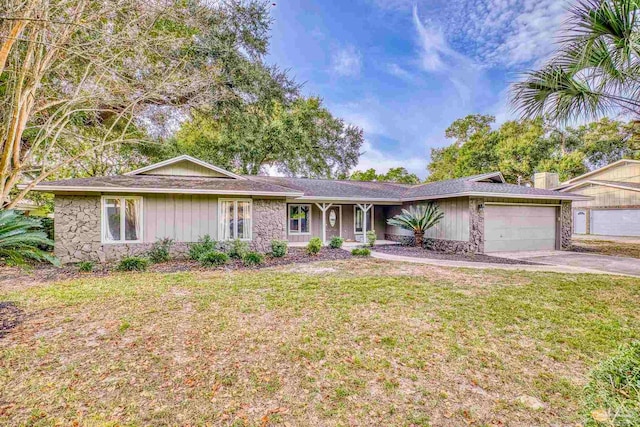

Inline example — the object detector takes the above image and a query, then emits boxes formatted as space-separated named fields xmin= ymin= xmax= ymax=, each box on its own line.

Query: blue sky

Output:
xmin=266 ymin=0 xmax=572 ymax=179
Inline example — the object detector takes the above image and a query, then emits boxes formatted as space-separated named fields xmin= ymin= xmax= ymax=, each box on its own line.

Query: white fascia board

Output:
xmin=400 ymin=192 xmax=591 ymax=202
xmin=561 ymin=180 xmax=640 ymax=194
xmin=21 ymin=184 xmax=303 ymax=197
xmin=560 ymin=159 xmax=640 ymax=185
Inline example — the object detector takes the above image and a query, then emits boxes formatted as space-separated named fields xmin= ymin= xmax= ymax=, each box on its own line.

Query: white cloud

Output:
xmin=355 ymin=141 xmax=425 ymax=177
xmin=386 ymin=63 xmax=414 ymax=81
xmin=330 ymin=45 xmax=362 ymax=77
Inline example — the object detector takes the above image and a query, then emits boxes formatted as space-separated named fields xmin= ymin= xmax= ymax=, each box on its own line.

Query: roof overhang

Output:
xmin=401 ymin=192 xmax=591 ymax=202
xmin=467 ymin=172 xmax=506 ymax=183
xmin=559 ymin=180 xmax=640 ymax=193
xmin=288 ymin=196 xmax=403 ymax=205
xmin=124 ymin=155 xmax=247 ymax=180
xmin=18 ymin=184 xmax=303 ymax=198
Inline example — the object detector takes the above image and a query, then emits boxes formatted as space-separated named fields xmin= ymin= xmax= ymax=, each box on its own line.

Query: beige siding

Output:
xmin=575 ymin=161 xmax=640 ymax=183
xmin=286 ymin=204 xmax=323 ymax=243
xmin=385 ymin=197 xmax=470 ymax=241
xmin=141 ymin=160 xmax=230 ymax=178
xmin=572 ymin=185 xmax=640 ymax=208
xmin=143 ymin=194 xmax=218 ymax=242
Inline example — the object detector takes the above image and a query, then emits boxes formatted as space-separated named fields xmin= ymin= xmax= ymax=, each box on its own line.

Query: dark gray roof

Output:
xmin=35 ymin=175 xmax=303 ymax=195
xmin=402 ymin=175 xmax=580 ymax=200
xmin=248 ymin=176 xmax=411 ymax=199
xmin=31 ymin=171 xmax=585 ymax=200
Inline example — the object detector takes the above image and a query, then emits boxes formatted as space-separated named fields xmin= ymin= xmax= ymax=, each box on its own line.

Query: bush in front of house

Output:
xmin=188 ymin=235 xmax=217 ymax=261
xmin=366 ymin=230 xmax=377 ymax=247
xmin=243 ymin=251 xmax=264 ymax=266
xmin=307 ymin=237 xmax=322 ymax=255
xmin=351 ymin=248 xmax=371 ymax=257
xmin=148 ymin=237 xmax=173 ymax=263
xmin=270 ymin=239 xmax=288 ymax=257
xmin=77 ymin=261 xmax=94 ymax=272
xmin=116 ymin=256 xmax=149 ymax=272
xmin=329 ymin=236 xmax=344 ymax=249
xmin=199 ymin=251 xmax=229 ymax=267
xmin=582 ymin=341 xmax=640 ymax=426
xmin=225 ymin=239 xmax=249 ymax=259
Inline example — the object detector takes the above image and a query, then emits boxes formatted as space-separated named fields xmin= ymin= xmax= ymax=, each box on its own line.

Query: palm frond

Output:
xmin=0 ymin=210 xmax=59 ymax=267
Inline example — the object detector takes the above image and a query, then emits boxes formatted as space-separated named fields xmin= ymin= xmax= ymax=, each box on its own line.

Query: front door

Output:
xmin=574 ymin=209 xmax=587 ymax=234
xmin=326 ymin=206 xmax=341 ymax=239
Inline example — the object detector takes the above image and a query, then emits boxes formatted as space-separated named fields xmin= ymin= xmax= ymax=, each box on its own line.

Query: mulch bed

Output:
xmin=373 ymin=244 xmax=540 ymax=265
xmin=0 ymin=302 xmax=25 ymax=338
xmin=0 ymin=248 xmax=353 ymax=287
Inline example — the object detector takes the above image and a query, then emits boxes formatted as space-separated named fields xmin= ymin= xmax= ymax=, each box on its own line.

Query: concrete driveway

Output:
xmin=489 ymin=250 xmax=640 ymax=277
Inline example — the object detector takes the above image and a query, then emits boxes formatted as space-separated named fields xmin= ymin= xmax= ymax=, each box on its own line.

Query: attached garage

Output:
xmin=484 ymin=205 xmax=558 ymax=252
xmin=591 ymin=209 xmax=640 ymax=236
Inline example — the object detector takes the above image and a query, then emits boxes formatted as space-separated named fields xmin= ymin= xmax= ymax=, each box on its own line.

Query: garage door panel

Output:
xmin=485 ymin=205 xmax=557 ymax=252
xmin=591 ymin=210 xmax=640 ymax=236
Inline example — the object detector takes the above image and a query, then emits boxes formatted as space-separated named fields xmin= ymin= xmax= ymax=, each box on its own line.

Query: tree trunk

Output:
xmin=414 ymin=231 xmax=424 ymax=248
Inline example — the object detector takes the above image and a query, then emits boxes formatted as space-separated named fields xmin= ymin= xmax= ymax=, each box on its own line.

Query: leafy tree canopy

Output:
xmin=427 ymin=115 xmax=640 ymax=184
xmin=350 ymin=167 xmax=421 ymax=184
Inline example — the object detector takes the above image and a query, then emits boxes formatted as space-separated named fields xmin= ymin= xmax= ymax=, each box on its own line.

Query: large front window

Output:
xmin=219 ymin=199 xmax=252 ymax=240
xmin=289 ymin=204 xmax=310 ymax=234
xmin=354 ymin=206 xmax=373 ymax=233
xmin=102 ymin=197 xmax=142 ymax=243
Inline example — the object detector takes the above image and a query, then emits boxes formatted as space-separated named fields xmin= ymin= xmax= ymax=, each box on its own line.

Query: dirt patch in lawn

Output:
xmin=572 ymin=239 xmax=640 ymax=259
xmin=0 ymin=302 xmax=25 ymax=338
xmin=0 ymin=248 xmax=352 ymax=290
xmin=373 ymin=244 xmax=540 ymax=265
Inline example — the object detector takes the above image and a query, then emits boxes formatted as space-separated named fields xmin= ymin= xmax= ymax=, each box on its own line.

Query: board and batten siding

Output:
xmin=143 ymin=194 xmax=218 ymax=243
xmin=140 ymin=160 xmax=230 ymax=178
xmin=385 ymin=197 xmax=470 ymax=241
xmin=577 ymin=161 xmax=640 ymax=183
xmin=571 ymin=185 xmax=640 ymax=208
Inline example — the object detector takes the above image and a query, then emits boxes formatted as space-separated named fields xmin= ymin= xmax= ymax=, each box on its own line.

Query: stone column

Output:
xmin=560 ymin=201 xmax=572 ymax=250
xmin=468 ymin=197 xmax=485 ymax=253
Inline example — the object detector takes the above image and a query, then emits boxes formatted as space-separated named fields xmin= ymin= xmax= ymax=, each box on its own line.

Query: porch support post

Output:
xmin=314 ymin=202 xmax=333 ymax=244
xmin=356 ymin=203 xmax=373 ymax=243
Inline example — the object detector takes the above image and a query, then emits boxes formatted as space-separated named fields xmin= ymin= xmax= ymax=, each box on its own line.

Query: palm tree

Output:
xmin=511 ymin=0 xmax=640 ymax=122
xmin=386 ymin=204 xmax=444 ymax=247
xmin=0 ymin=209 xmax=59 ymax=266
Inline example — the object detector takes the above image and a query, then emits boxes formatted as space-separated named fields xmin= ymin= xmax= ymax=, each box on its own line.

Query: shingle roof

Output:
xmin=34 ymin=175 xmax=304 ymax=196
xmin=248 ymin=176 xmax=411 ymax=199
xmin=29 ymin=171 xmax=586 ymax=201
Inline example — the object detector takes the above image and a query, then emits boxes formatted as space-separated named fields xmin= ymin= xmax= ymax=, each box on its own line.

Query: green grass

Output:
xmin=573 ymin=238 xmax=640 ymax=259
xmin=1 ymin=259 xmax=639 ymax=426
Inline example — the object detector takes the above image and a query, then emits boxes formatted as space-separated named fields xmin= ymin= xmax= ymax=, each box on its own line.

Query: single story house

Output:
xmin=24 ymin=155 xmax=586 ymax=263
xmin=538 ymin=159 xmax=640 ymax=236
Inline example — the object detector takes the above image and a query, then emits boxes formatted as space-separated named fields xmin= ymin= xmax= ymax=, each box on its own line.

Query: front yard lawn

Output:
xmin=1 ymin=259 xmax=639 ymax=426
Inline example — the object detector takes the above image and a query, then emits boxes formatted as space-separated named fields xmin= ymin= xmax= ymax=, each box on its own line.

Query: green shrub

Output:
xmin=116 ymin=256 xmax=149 ymax=272
xmin=77 ymin=261 xmax=94 ymax=272
xmin=243 ymin=251 xmax=264 ymax=266
xmin=329 ymin=236 xmax=344 ymax=249
xmin=351 ymin=248 xmax=371 ymax=257
xmin=199 ymin=251 xmax=229 ymax=267
xmin=271 ymin=239 xmax=288 ymax=257
xmin=226 ymin=239 xmax=249 ymax=259
xmin=307 ymin=237 xmax=322 ymax=255
xmin=188 ymin=235 xmax=217 ymax=261
xmin=366 ymin=230 xmax=377 ymax=247
xmin=582 ymin=341 xmax=640 ymax=427
xmin=148 ymin=237 xmax=173 ymax=263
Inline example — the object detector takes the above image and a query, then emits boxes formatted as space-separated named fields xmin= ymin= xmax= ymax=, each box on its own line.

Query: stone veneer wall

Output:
xmin=54 ymin=195 xmax=287 ymax=264
xmin=561 ymin=201 xmax=572 ymax=250
xmin=251 ymin=199 xmax=287 ymax=252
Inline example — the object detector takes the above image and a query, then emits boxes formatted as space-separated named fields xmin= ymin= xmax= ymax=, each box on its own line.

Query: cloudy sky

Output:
xmin=266 ymin=0 xmax=573 ymax=178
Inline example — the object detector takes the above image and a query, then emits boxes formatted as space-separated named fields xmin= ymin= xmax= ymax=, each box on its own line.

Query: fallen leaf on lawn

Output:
xmin=591 ymin=409 xmax=609 ymax=422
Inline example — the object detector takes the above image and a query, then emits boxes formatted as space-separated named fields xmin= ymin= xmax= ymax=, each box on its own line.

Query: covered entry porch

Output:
xmin=285 ymin=200 xmax=398 ymax=245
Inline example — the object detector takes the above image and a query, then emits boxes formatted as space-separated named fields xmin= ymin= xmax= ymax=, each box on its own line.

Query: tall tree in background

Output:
xmin=427 ymin=115 xmax=638 ymax=184
xmin=0 ymin=0 xmax=277 ymax=207
xmin=511 ymin=0 xmax=640 ymax=121
xmin=163 ymin=97 xmax=363 ymax=178
xmin=350 ymin=167 xmax=420 ymax=184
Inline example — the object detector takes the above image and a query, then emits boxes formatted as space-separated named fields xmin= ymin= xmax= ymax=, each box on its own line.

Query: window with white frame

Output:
xmin=288 ymin=204 xmax=311 ymax=234
xmin=102 ymin=196 xmax=142 ymax=243
xmin=354 ymin=206 xmax=373 ymax=233
xmin=219 ymin=199 xmax=252 ymax=240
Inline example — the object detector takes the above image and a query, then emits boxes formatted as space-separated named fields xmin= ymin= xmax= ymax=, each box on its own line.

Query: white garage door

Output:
xmin=485 ymin=205 xmax=557 ymax=252
xmin=591 ymin=209 xmax=640 ymax=236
